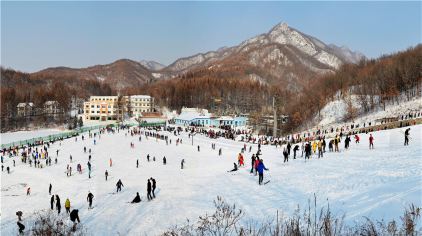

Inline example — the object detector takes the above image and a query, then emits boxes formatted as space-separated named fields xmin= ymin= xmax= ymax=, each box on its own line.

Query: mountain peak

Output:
xmin=271 ymin=22 xmax=289 ymax=32
xmin=139 ymin=60 xmax=166 ymax=71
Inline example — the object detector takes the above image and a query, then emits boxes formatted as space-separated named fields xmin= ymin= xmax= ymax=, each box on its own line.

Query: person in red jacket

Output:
xmin=354 ymin=134 xmax=360 ymax=143
xmin=254 ymin=159 xmax=260 ymax=176
xmin=369 ymin=134 xmax=374 ymax=149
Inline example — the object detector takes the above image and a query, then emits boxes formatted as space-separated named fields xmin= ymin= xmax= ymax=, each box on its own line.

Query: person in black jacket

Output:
xmin=87 ymin=192 xmax=94 ymax=209
xmin=50 ymin=195 xmax=55 ymax=210
xmin=116 ymin=179 xmax=124 ymax=192
xmin=293 ymin=145 xmax=299 ymax=159
xmin=283 ymin=148 xmax=289 ymax=163
xmin=404 ymin=128 xmax=410 ymax=146
xmin=16 ymin=211 xmax=25 ymax=234
xmin=70 ymin=209 xmax=80 ymax=223
xmin=55 ymin=195 xmax=61 ymax=214
xmin=131 ymin=192 xmax=141 ymax=203
xmin=151 ymin=178 xmax=156 ymax=198
xmin=147 ymin=179 xmax=152 ymax=200
xmin=228 ymin=163 xmax=238 ymax=172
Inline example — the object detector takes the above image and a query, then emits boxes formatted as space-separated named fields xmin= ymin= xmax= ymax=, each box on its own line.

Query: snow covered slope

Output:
xmin=1 ymin=128 xmax=66 ymax=145
xmin=1 ymin=125 xmax=421 ymax=235
xmin=317 ymin=96 xmax=422 ymax=127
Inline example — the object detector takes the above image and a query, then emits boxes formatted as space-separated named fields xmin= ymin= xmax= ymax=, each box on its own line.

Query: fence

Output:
xmin=0 ymin=121 xmax=166 ymax=149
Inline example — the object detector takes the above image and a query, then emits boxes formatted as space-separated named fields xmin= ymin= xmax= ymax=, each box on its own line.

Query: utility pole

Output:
xmin=273 ymin=96 xmax=277 ymax=138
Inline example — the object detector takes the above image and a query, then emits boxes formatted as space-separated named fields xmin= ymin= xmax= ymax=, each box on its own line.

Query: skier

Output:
xmin=219 ymin=148 xmax=222 ymax=156
xmin=49 ymin=183 xmax=52 ymax=195
xmin=70 ymin=209 xmax=80 ymax=231
xmin=250 ymin=154 xmax=256 ymax=173
xmin=109 ymin=158 xmax=112 ymax=167
xmin=228 ymin=163 xmax=238 ymax=172
xmin=163 ymin=156 xmax=166 ymax=165
xmin=354 ymin=134 xmax=360 ymax=143
xmin=283 ymin=147 xmax=289 ymax=163
xmin=136 ymin=159 xmax=139 ymax=168
xmin=65 ymin=198 xmax=71 ymax=214
xmin=50 ymin=195 xmax=55 ymax=210
xmin=55 ymin=195 xmax=61 ymax=214
xmin=147 ymin=154 xmax=150 ymax=162
xmin=131 ymin=192 xmax=141 ymax=203
xmin=26 ymin=187 xmax=30 ymax=196
xmin=369 ymin=134 xmax=374 ymax=149
xmin=147 ymin=179 xmax=153 ymax=201
xmin=87 ymin=192 xmax=94 ymax=209
xmin=151 ymin=178 xmax=156 ymax=198
xmin=105 ymin=170 xmax=109 ymax=181
xmin=181 ymin=159 xmax=185 ymax=169
xmin=293 ymin=145 xmax=299 ymax=159
xmin=7 ymin=166 xmax=10 ymax=174
xmin=404 ymin=128 xmax=410 ymax=146
xmin=70 ymin=155 xmax=72 ymax=163
xmin=87 ymin=161 xmax=92 ymax=178
xmin=16 ymin=211 xmax=25 ymax=234
xmin=344 ymin=136 xmax=351 ymax=149
xmin=257 ymin=159 xmax=269 ymax=185
xmin=116 ymin=179 xmax=124 ymax=192
xmin=197 ymin=145 xmax=200 ymax=152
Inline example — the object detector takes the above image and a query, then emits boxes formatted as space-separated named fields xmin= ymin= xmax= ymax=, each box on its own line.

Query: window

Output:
xmin=91 ymin=105 xmax=94 ymax=108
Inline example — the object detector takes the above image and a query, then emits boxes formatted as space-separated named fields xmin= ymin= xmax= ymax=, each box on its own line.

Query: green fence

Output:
xmin=1 ymin=121 xmax=166 ymax=149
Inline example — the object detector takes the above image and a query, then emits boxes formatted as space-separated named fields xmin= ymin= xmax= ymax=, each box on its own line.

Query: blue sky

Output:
xmin=1 ymin=1 xmax=421 ymax=72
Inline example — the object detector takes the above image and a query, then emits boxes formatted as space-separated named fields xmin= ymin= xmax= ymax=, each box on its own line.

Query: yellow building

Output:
xmin=84 ymin=96 xmax=119 ymax=121
xmin=84 ymin=95 xmax=155 ymax=121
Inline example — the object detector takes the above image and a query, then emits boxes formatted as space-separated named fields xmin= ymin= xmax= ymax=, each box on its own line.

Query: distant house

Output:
xmin=16 ymin=102 xmax=34 ymax=117
xmin=174 ymin=108 xmax=211 ymax=126
xmin=213 ymin=116 xmax=248 ymax=127
xmin=174 ymin=107 xmax=248 ymax=127
xmin=44 ymin=101 xmax=61 ymax=116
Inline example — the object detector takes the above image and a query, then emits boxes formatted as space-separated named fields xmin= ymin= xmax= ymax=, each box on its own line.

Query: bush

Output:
xmin=161 ymin=196 xmax=421 ymax=236
xmin=29 ymin=211 xmax=86 ymax=236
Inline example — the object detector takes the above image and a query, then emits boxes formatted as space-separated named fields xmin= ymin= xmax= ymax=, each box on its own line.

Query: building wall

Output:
xmin=84 ymin=96 xmax=119 ymax=121
xmin=83 ymin=95 xmax=154 ymax=121
xmin=124 ymin=95 xmax=154 ymax=118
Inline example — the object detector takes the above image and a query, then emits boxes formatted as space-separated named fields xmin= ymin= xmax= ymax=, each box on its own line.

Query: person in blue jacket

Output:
xmin=257 ymin=159 xmax=269 ymax=185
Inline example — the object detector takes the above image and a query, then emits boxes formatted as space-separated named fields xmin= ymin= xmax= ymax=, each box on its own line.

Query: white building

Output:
xmin=17 ymin=102 xmax=34 ymax=117
xmin=83 ymin=95 xmax=155 ymax=121
xmin=124 ymin=95 xmax=155 ymax=118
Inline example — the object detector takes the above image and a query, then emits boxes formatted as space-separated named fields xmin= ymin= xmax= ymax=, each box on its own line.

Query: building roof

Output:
xmin=17 ymin=102 xmax=34 ymax=108
xmin=127 ymin=95 xmax=152 ymax=99
xmin=44 ymin=100 xmax=58 ymax=105
xmin=176 ymin=112 xmax=210 ymax=121
xmin=216 ymin=116 xmax=234 ymax=121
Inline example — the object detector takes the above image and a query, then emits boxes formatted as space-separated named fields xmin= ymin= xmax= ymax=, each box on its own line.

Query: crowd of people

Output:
xmin=1 ymin=118 xmax=417 ymax=234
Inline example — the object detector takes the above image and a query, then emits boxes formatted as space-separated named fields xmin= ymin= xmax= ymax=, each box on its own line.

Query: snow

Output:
xmin=1 ymin=125 xmax=421 ymax=235
xmin=151 ymin=73 xmax=162 ymax=79
xmin=96 ymin=76 xmax=105 ymax=82
xmin=1 ymin=128 xmax=67 ymax=145
xmin=318 ymin=96 xmax=422 ymax=127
